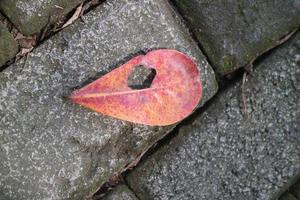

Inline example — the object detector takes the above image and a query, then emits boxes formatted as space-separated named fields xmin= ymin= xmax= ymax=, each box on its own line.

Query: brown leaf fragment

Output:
xmin=16 ymin=47 xmax=34 ymax=59
xmin=61 ymin=3 xmax=83 ymax=29
xmin=15 ymin=33 xmax=37 ymax=49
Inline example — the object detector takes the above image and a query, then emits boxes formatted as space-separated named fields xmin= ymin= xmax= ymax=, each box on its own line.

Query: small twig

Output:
xmin=240 ymin=30 xmax=297 ymax=121
xmin=276 ymin=30 xmax=297 ymax=46
xmin=80 ymin=15 xmax=86 ymax=23
xmin=242 ymin=64 xmax=252 ymax=121
xmin=17 ymin=53 xmax=30 ymax=74
xmin=80 ymin=2 xmax=90 ymax=23
xmin=243 ymin=62 xmax=254 ymax=76
xmin=23 ymin=53 xmax=29 ymax=68
xmin=40 ymin=16 xmax=52 ymax=42
xmin=54 ymin=5 xmax=64 ymax=10
xmin=259 ymin=30 xmax=297 ymax=56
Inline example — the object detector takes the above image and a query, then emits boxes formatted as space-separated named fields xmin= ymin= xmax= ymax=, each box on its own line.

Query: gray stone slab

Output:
xmin=279 ymin=193 xmax=298 ymax=200
xmin=290 ymin=180 xmax=300 ymax=199
xmin=101 ymin=184 xmax=138 ymax=200
xmin=126 ymin=33 xmax=300 ymax=200
xmin=0 ymin=23 xmax=18 ymax=66
xmin=0 ymin=0 xmax=217 ymax=199
xmin=173 ymin=0 xmax=300 ymax=75
xmin=0 ymin=0 xmax=83 ymax=35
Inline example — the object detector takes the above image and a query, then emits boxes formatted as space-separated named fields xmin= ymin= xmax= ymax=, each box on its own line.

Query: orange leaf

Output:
xmin=70 ymin=49 xmax=202 ymax=126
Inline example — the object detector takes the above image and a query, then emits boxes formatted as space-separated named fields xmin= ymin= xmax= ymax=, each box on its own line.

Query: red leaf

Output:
xmin=70 ymin=49 xmax=202 ymax=126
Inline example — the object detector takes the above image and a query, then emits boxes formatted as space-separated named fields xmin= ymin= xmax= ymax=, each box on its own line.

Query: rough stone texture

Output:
xmin=127 ymin=65 xmax=156 ymax=90
xmin=101 ymin=184 xmax=138 ymax=200
xmin=173 ymin=0 xmax=300 ymax=75
xmin=0 ymin=0 xmax=83 ymax=35
xmin=126 ymin=33 xmax=300 ymax=200
xmin=0 ymin=23 xmax=18 ymax=66
xmin=0 ymin=0 xmax=217 ymax=199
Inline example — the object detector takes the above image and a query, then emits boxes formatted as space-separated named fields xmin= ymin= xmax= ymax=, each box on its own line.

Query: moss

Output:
xmin=219 ymin=55 xmax=236 ymax=75
xmin=0 ymin=24 xmax=18 ymax=66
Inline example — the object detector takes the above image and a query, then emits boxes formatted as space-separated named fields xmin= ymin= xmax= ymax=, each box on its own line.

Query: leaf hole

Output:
xmin=127 ymin=65 xmax=156 ymax=90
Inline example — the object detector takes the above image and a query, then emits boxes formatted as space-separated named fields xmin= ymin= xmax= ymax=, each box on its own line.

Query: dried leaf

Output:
xmin=70 ymin=49 xmax=202 ymax=126
xmin=61 ymin=3 xmax=83 ymax=29
xmin=15 ymin=33 xmax=37 ymax=49
xmin=15 ymin=33 xmax=25 ymax=40
xmin=16 ymin=47 xmax=33 ymax=58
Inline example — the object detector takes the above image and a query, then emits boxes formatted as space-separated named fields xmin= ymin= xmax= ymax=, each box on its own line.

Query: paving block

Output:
xmin=0 ymin=0 xmax=83 ymax=35
xmin=279 ymin=193 xmax=298 ymax=200
xmin=126 ymin=33 xmax=300 ymax=200
xmin=0 ymin=0 xmax=217 ymax=199
xmin=0 ymin=23 xmax=18 ymax=66
xmin=290 ymin=180 xmax=300 ymax=199
xmin=173 ymin=0 xmax=300 ymax=75
xmin=101 ymin=184 xmax=138 ymax=200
